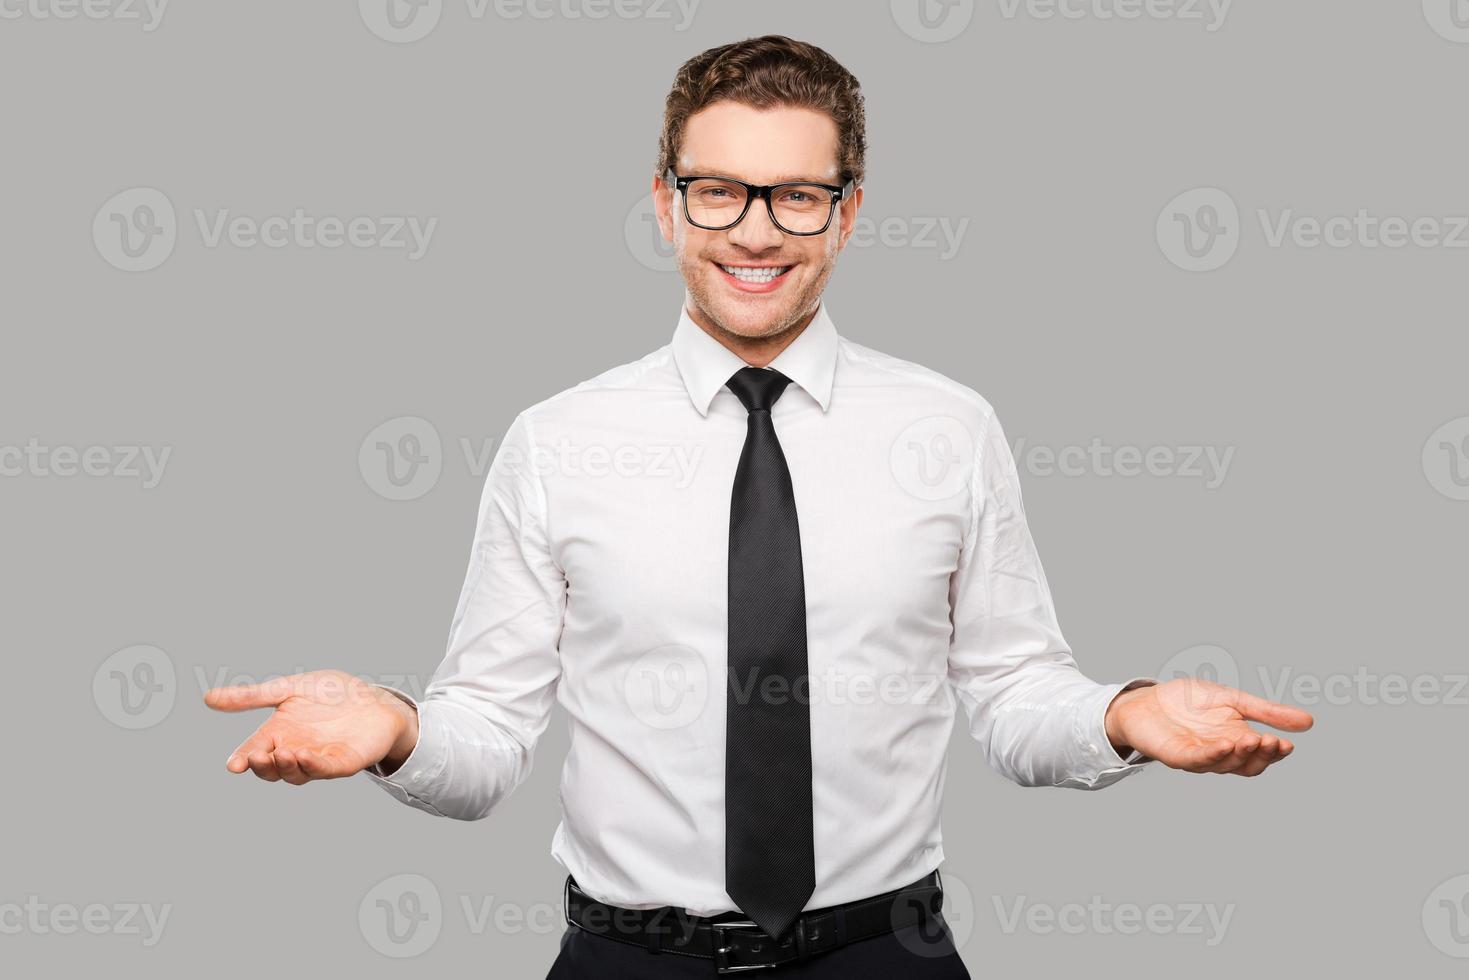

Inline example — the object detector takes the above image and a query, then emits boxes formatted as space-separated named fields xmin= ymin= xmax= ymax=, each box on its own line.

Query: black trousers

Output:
xmin=545 ymin=912 xmax=973 ymax=978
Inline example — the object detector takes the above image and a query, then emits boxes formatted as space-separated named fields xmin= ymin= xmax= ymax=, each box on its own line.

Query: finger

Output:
xmin=297 ymin=745 xmax=351 ymax=780
xmin=1206 ymin=731 xmax=1263 ymax=774
xmin=226 ymin=733 xmax=274 ymax=773
xmin=295 ymin=749 xmax=332 ymax=780
xmin=273 ymin=748 xmax=311 ymax=786
xmin=1230 ymin=733 xmax=1289 ymax=777
xmin=1228 ymin=689 xmax=1314 ymax=732
xmin=204 ymin=675 xmax=305 ymax=713
xmin=1184 ymin=738 xmax=1238 ymax=773
xmin=247 ymin=747 xmax=282 ymax=782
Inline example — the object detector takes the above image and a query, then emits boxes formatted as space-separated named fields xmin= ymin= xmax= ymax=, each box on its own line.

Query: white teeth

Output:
xmin=719 ymin=264 xmax=790 ymax=283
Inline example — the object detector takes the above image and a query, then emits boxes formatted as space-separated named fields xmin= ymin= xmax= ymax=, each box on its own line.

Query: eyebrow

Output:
xmin=682 ymin=167 xmax=840 ymax=184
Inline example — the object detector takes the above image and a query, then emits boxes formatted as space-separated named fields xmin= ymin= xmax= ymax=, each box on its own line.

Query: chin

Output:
xmin=719 ymin=308 xmax=793 ymax=339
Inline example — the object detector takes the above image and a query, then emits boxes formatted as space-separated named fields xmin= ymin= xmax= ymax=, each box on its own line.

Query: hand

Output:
xmin=204 ymin=670 xmax=419 ymax=784
xmin=1104 ymin=678 xmax=1313 ymax=777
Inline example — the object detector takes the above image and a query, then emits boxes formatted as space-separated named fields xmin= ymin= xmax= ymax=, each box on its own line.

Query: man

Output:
xmin=205 ymin=35 xmax=1313 ymax=978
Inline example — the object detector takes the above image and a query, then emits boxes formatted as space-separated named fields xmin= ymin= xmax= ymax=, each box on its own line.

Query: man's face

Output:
xmin=654 ymin=101 xmax=862 ymax=342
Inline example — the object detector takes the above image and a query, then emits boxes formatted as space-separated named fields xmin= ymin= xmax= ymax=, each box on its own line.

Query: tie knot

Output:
xmin=726 ymin=367 xmax=793 ymax=414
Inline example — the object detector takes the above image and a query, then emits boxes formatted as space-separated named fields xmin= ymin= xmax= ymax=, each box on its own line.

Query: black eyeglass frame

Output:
xmin=663 ymin=167 xmax=856 ymax=236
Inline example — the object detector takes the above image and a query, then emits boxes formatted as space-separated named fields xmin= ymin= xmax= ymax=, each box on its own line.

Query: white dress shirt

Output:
xmin=365 ymin=300 xmax=1154 ymax=916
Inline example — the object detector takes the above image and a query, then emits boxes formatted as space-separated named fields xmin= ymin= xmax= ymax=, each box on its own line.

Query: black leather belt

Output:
xmin=563 ymin=869 xmax=944 ymax=974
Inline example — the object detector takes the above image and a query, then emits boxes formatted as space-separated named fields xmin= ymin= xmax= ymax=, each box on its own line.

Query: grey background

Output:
xmin=3 ymin=0 xmax=1467 ymax=975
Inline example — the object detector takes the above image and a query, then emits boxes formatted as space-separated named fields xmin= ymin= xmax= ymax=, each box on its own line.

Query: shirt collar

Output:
xmin=671 ymin=302 xmax=838 ymax=417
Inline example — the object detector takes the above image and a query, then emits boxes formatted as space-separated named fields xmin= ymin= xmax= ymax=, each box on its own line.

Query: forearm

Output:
xmin=954 ymin=653 xmax=1155 ymax=790
xmin=375 ymin=691 xmax=421 ymax=776
xmin=1104 ymin=684 xmax=1151 ymax=759
xmin=363 ymin=687 xmax=539 ymax=820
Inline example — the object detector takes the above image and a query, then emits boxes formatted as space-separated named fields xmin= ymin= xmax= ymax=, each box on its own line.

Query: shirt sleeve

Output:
xmin=946 ymin=406 xmax=1156 ymax=789
xmin=362 ymin=411 xmax=567 ymax=819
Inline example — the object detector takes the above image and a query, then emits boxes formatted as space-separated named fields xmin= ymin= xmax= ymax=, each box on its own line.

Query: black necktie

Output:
xmin=724 ymin=366 xmax=816 ymax=942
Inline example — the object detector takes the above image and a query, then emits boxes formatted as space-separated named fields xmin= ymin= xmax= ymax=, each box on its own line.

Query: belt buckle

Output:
xmin=712 ymin=919 xmax=786 ymax=974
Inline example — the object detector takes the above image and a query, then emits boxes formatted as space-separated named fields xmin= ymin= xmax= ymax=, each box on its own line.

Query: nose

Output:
xmin=725 ymin=193 xmax=786 ymax=252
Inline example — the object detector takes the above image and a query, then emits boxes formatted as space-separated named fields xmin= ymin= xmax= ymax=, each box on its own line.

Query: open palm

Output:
xmin=1109 ymin=678 xmax=1314 ymax=777
xmin=205 ymin=670 xmax=411 ymax=784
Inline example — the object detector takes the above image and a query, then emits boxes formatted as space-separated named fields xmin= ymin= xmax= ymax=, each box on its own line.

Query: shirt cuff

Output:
xmin=1058 ymin=677 xmax=1158 ymax=789
xmin=361 ymin=685 xmax=449 ymax=817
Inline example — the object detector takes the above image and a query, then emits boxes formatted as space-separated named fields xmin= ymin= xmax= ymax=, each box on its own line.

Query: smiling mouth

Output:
xmin=715 ymin=262 xmax=794 ymax=286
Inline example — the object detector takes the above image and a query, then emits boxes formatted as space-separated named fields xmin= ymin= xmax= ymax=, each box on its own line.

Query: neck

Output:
xmin=685 ymin=299 xmax=818 ymax=368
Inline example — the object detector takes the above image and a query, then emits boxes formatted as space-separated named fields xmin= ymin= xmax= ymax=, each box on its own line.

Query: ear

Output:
xmin=652 ymin=172 xmax=676 ymax=244
xmin=836 ymin=184 xmax=863 ymax=251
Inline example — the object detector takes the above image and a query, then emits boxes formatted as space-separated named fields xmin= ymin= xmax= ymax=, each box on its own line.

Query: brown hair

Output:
xmin=656 ymin=35 xmax=867 ymax=188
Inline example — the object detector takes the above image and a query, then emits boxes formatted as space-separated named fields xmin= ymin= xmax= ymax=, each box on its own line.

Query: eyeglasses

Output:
xmin=663 ymin=167 xmax=855 ymax=236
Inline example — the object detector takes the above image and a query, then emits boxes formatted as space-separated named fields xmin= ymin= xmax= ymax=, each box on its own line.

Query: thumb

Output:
xmin=1227 ymin=687 xmax=1315 ymax=732
xmin=204 ymin=675 xmax=306 ymax=712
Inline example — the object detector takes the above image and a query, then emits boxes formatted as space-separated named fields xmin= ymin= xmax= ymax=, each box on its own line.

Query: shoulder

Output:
xmin=514 ymin=343 xmax=680 ymax=433
xmin=836 ymin=335 xmax=999 ymax=437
